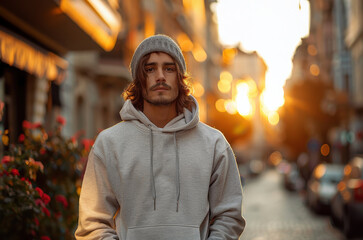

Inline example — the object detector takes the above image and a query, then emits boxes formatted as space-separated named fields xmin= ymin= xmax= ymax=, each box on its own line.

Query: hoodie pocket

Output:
xmin=126 ymin=225 xmax=201 ymax=240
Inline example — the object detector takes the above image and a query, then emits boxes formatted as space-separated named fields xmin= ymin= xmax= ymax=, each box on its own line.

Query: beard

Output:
xmin=143 ymin=93 xmax=178 ymax=106
xmin=144 ymin=97 xmax=176 ymax=106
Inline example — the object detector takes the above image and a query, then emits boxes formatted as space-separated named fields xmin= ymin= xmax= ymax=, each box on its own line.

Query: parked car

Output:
xmin=306 ymin=163 xmax=344 ymax=213
xmin=282 ymin=162 xmax=303 ymax=191
xmin=247 ymin=159 xmax=265 ymax=177
xmin=330 ymin=156 xmax=363 ymax=238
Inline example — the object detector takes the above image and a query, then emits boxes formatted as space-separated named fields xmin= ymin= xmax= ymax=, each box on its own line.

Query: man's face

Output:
xmin=142 ymin=52 xmax=179 ymax=107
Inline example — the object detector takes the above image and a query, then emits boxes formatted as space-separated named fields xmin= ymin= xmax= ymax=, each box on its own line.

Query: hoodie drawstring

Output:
xmin=174 ymin=132 xmax=180 ymax=212
xmin=149 ymin=128 xmax=180 ymax=212
xmin=149 ymin=128 xmax=156 ymax=210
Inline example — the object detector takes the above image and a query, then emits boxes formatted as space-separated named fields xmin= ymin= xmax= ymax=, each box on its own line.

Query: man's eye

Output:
xmin=145 ymin=67 xmax=154 ymax=73
xmin=165 ymin=67 xmax=176 ymax=72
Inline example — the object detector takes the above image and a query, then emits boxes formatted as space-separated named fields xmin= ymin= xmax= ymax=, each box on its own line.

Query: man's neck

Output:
xmin=143 ymin=102 xmax=178 ymax=128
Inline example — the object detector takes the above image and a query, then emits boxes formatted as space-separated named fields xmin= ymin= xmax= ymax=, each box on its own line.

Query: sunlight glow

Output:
xmin=177 ymin=33 xmax=194 ymax=52
xmin=60 ymin=0 xmax=121 ymax=51
xmin=192 ymin=43 xmax=207 ymax=62
xmin=243 ymin=78 xmax=258 ymax=98
xmin=214 ymin=0 xmax=310 ymax=114
xmin=193 ymin=81 xmax=205 ymax=98
xmin=144 ymin=13 xmax=155 ymax=37
xmin=87 ymin=0 xmax=121 ymax=32
xmin=267 ymin=111 xmax=280 ymax=125
xmin=234 ymin=80 xmax=256 ymax=118
xmin=215 ymin=99 xmax=226 ymax=112
xmin=220 ymin=71 xmax=233 ymax=82
xmin=218 ymin=80 xmax=231 ymax=93
xmin=222 ymin=48 xmax=237 ymax=65
xmin=235 ymin=83 xmax=253 ymax=117
xmin=260 ymin=88 xmax=285 ymax=112
xmin=225 ymin=100 xmax=237 ymax=115
xmin=218 ymin=71 xmax=233 ymax=93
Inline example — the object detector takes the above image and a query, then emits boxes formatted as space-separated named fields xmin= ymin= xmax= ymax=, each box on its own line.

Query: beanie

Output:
xmin=130 ymin=34 xmax=186 ymax=79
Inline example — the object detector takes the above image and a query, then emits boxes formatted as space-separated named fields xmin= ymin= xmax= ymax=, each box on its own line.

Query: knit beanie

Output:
xmin=130 ymin=34 xmax=186 ymax=79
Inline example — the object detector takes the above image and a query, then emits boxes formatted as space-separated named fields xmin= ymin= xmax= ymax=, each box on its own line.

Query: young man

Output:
xmin=75 ymin=34 xmax=245 ymax=240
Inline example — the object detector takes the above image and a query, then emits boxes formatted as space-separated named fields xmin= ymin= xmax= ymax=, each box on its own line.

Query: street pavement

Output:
xmin=239 ymin=168 xmax=358 ymax=240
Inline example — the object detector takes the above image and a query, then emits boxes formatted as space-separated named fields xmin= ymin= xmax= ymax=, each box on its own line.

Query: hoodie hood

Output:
xmin=120 ymin=95 xmax=199 ymax=133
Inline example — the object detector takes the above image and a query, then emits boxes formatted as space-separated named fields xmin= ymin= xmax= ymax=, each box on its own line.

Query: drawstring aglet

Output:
xmin=154 ymin=199 xmax=156 ymax=211
xmin=176 ymin=199 xmax=179 ymax=212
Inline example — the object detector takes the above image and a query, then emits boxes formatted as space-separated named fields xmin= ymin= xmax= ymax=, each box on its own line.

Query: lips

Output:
xmin=153 ymin=87 xmax=169 ymax=91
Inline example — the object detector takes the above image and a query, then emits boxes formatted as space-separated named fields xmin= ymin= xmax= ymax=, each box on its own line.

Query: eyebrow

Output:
xmin=145 ymin=62 xmax=176 ymax=66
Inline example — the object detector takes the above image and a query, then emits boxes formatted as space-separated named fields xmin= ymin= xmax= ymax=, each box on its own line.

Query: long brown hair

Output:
xmin=122 ymin=52 xmax=195 ymax=113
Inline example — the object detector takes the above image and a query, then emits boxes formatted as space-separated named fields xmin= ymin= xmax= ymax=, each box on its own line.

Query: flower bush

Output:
xmin=0 ymin=118 xmax=93 ymax=240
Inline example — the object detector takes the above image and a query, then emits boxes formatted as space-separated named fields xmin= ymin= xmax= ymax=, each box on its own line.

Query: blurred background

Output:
xmin=0 ymin=0 xmax=362 ymax=239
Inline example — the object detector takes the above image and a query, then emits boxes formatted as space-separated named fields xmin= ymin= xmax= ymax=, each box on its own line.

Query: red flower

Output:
xmin=22 ymin=120 xmax=33 ymax=129
xmin=35 ymin=187 xmax=51 ymax=204
xmin=42 ymin=207 xmax=50 ymax=217
xmin=1 ymin=155 xmax=11 ymax=164
xmin=32 ymin=122 xmax=42 ymax=128
xmin=0 ymin=170 xmax=9 ymax=176
xmin=42 ymin=193 xmax=51 ymax=205
xmin=18 ymin=134 xmax=25 ymax=142
xmin=35 ymin=199 xmax=43 ymax=206
xmin=82 ymin=139 xmax=94 ymax=152
xmin=35 ymin=187 xmax=44 ymax=197
xmin=40 ymin=148 xmax=46 ymax=155
xmin=41 ymin=236 xmax=51 ymax=240
xmin=10 ymin=169 xmax=20 ymax=176
xmin=56 ymin=116 xmax=66 ymax=126
xmin=70 ymin=136 xmax=76 ymax=144
xmin=21 ymin=177 xmax=31 ymax=185
xmin=55 ymin=194 xmax=69 ymax=208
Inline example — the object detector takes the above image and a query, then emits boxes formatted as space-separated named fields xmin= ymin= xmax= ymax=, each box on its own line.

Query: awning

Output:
xmin=0 ymin=29 xmax=68 ymax=80
xmin=59 ymin=0 xmax=122 ymax=51
xmin=0 ymin=0 xmax=122 ymax=53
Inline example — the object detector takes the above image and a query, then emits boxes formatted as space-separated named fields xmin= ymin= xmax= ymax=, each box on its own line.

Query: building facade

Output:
xmin=287 ymin=0 xmax=363 ymax=163
xmin=345 ymin=0 xmax=363 ymax=156
xmin=0 ymin=0 xmax=122 ymax=143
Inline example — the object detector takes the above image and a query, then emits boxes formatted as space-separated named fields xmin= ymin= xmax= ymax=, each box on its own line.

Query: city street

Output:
xmin=1 ymin=0 xmax=363 ymax=238
xmin=239 ymin=169 xmax=357 ymax=240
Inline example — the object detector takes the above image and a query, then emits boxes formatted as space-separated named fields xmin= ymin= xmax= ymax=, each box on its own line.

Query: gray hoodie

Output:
xmin=75 ymin=96 xmax=245 ymax=240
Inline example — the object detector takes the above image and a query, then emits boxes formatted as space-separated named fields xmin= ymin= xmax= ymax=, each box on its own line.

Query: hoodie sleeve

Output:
xmin=208 ymin=145 xmax=246 ymax=240
xmin=75 ymin=148 xmax=120 ymax=240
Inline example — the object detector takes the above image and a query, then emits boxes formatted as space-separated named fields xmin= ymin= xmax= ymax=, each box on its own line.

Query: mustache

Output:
xmin=149 ymin=82 xmax=172 ymax=91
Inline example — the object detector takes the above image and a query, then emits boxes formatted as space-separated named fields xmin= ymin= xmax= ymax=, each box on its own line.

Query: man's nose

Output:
xmin=156 ymin=68 xmax=166 ymax=82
